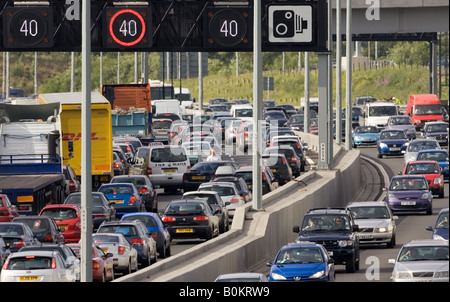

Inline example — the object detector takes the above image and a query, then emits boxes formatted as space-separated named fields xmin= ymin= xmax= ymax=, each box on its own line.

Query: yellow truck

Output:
xmin=38 ymin=92 xmax=114 ymax=188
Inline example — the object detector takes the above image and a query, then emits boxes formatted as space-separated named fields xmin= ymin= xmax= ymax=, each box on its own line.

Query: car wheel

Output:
xmin=165 ymin=244 xmax=171 ymax=257
xmin=345 ymin=257 xmax=357 ymax=273
xmin=387 ymin=234 xmax=396 ymax=248
xmin=124 ymin=260 xmax=132 ymax=275
xmin=438 ymin=189 xmax=444 ymax=199
xmin=377 ymin=153 xmax=382 ymax=158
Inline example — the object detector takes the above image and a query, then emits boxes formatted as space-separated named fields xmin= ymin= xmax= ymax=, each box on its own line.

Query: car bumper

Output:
xmin=149 ymin=174 xmax=183 ymax=188
xmin=167 ymin=225 xmax=212 ymax=239
xmin=62 ymin=231 xmax=81 ymax=243
xmin=386 ymin=199 xmax=432 ymax=213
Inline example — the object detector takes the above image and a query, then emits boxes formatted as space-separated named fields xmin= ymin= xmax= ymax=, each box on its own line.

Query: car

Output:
xmin=0 ymin=250 xmax=76 ymax=282
xmin=120 ymin=212 xmax=171 ymax=258
xmin=0 ymin=193 xmax=19 ymax=222
xmin=386 ymin=115 xmax=417 ymax=139
xmin=161 ymin=199 xmax=220 ymax=241
xmin=267 ymin=242 xmax=335 ymax=282
xmin=62 ymin=164 xmax=80 ymax=195
xmin=224 ymin=119 xmax=244 ymax=145
xmin=0 ymin=236 xmax=11 ymax=268
xmin=67 ymin=243 xmax=115 ymax=282
xmin=18 ymin=243 xmax=80 ymax=281
xmin=236 ymin=121 xmax=253 ymax=152
xmin=286 ymin=114 xmax=305 ymax=132
xmin=113 ymin=142 xmax=135 ymax=160
xmin=377 ymin=129 xmax=409 ymax=158
xmin=0 ymin=222 xmax=39 ymax=252
xmin=96 ymin=220 xmax=157 ymax=268
xmin=98 ymin=183 xmax=145 ymax=217
xmin=426 ymin=208 xmax=449 ymax=240
xmin=113 ymin=136 xmax=143 ymax=152
xmin=211 ymin=176 xmax=252 ymax=203
xmin=198 ymin=182 xmax=245 ymax=220
xmin=263 ymin=110 xmax=288 ymax=127
xmin=113 ymin=147 xmax=131 ymax=174
xmin=265 ymin=146 xmax=303 ymax=178
xmin=113 ymin=152 xmax=126 ymax=175
xmin=39 ymin=204 xmax=82 ymax=243
xmin=351 ymin=126 xmax=380 ymax=147
xmin=347 ymin=201 xmax=398 ymax=248
xmin=63 ymin=192 xmax=116 ymax=230
xmin=182 ymin=160 xmax=239 ymax=192
xmin=262 ymin=153 xmax=293 ymax=185
xmin=385 ymin=175 xmax=433 ymax=215
xmin=111 ymin=175 xmax=158 ymax=213
xmin=234 ymin=165 xmax=275 ymax=195
xmin=276 ymin=104 xmax=297 ymax=118
xmin=92 ymin=233 xmax=139 ymax=275
xmin=12 ymin=216 xmax=65 ymax=244
xmin=403 ymin=160 xmax=444 ymax=198
xmin=182 ymin=141 xmax=213 ymax=165
xmin=151 ymin=118 xmax=173 ymax=143
xmin=416 ymin=149 xmax=449 ymax=181
xmin=292 ymin=207 xmax=360 ymax=273
xmin=270 ymin=138 xmax=307 ymax=171
xmin=404 ymin=138 xmax=441 ymax=164
xmin=423 ymin=121 xmax=449 ymax=146
xmin=388 ymin=239 xmax=449 ymax=282
xmin=182 ymin=191 xmax=230 ymax=233
xmin=214 ymin=272 xmax=269 ymax=282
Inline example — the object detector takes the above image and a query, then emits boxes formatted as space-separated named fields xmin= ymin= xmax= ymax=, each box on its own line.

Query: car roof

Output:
xmin=306 ymin=207 xmax=350 ymax=215
xmin=199 ymin=182 xmax=237 ymax=188
xmin=403 ymin=239 xmax=449 ymax=248
xmin=9 ymin=250 xmax=61 ymax=258
xmin=184 ymin=191 xmax=220 ymax=196
xmin=407 ymin=160 xmax=439 ymax=165
xmin=417 ymin=149 xmax=448 ymax=154
xmin=41 ymin=204 xmax=79 ymax=210
xmin=285 ymin=241 xmax=323 ymax=248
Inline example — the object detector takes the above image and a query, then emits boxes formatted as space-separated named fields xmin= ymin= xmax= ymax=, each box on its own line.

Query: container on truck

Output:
xmin=0 ymin=103 xmax=65 ymax=215
xmin=38 ymin=92 xmax=114 ymax=189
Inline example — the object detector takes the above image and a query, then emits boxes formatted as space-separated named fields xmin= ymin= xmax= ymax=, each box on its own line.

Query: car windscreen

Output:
xmin=417 ymin=151 xmax=449 ymax=161
xmin=275 ymin=247 xmax=324 ymax=264
xmin=380 ymin=131 xmax=407 ymax=140
xmin=349 ymin=206 xmax=390 ymax=219
xmin=389 ymin=178 xmax=428 ymax=190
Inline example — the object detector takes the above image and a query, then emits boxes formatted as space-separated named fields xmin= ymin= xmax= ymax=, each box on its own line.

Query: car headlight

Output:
xmin=375 ymin=227 xmax=389 ymax=233
xmin=354 ymin=136 xmax=362 ymax=140
xmin=434 ymin=271 xmax=449 ymax=278
xmin=394 ymin=272 xmax=413 ymax=279
xmin=379 ymin=143 xmax=387 ymax=148
xmin=271 ymin=273 xmax=286 ymax=280
xmin=290 ymin=126 xmax=300 ymax=131
xmin=433 ymin=234 xmax=447 ymax=241
xmin=388 ymin=193 xmax=398 ymax=201
xmin=420 ymin=192 xmax=430 ymax=199
xmin=310 ymin=270 xmax=325 ymax=279
xmin=433 ymin=178 xmax=442 ymax=184
xmin=338 ymin=240 xmax=353 ymax=247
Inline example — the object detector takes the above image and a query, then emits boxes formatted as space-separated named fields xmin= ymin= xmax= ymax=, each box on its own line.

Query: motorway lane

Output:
xmin=336 ymin=145 xmax=449 ymax=282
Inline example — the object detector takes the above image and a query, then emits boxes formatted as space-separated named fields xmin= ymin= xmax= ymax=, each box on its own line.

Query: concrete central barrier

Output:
xmin=115 ymin=132 xmax=362 ymax=282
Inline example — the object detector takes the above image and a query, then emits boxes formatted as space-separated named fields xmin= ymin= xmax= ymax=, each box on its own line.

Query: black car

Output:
xmin=97 ymin=220 xmax=157 ymax=268
xmin=293 ymin=207 xmax=360 ymax=273
xmin=161 ymin=199 xmax=220 ymax=241
xmin=0 ymin=222 xmax=39 ymax=252
xmin=182 ymin=191 xmax=230 ymax=233
xmin=264 ymin=146 xmax=302 ymax=177
xmin=12 ymin=216 xmax=65 ymax=244
xmin=110 ymin=175 xmax=158 ymax=213
xmin=271 ymin=138 xmax=307 ymax=172
xmin=263 ymin=111 xmax=288 ymax=127
xmin=63 ymin=192 xmax=116 ymax=230
xmin=286 ymin=114 xmax=305 ymax=132
xmin=423 ymin=121 xmax=449 ymax=146
xmin=262 ymin=154 xmax=293 ymax=185
xmin=234 ymin=166 xmax=275 ymax=195
xmin=182 ymin=161 xmax=239 ymax=192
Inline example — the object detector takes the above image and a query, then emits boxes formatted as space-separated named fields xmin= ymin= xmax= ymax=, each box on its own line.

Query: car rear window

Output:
xmin=93 ymin=234 xmax=120 ymax=243
xmin=40 ymin=208 xmax=78 ymax=220
xmin=98 ymin=225 xmax=138 ymax=236
xmin=6 ymin=256 xmax=53 ymax=270
xmin=99 ymin=185 xmax=134 ymax=195
xmin=14 ymin=218 xmax=49 ymax=233
xmin=153 ymin=121 xmax=172 ymax=129
xmin=150 ymin=148 xmax=187 ymax=163
xmin=122 ymin=215 xmax=157 ymax=227
xmin=406 ymin=163 xmax=439 ymax=174
xmin=199 ymin=186 xmax=235 ymax=196
xmin=0 ymin=224 xmax=24 ymax=236
xmin=166 ymin=202 xmax=205 ymax=215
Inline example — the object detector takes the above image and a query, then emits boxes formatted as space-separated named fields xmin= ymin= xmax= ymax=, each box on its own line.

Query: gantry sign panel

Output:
xmin=0 ymin=0 xmax=327 ymax=52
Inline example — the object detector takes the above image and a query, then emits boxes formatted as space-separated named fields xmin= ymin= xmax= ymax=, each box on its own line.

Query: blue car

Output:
xmin=352 ymin=126 xmax=380 ymax=147
xmin=98 ymin=183 xmax=145 ymax=217
xmin=377 ymin=129 xmax=409 ymax=158
xmin=121 ymin=212 xmax=171 ymax=258
xmin=416 ymin=149 xmax=449 ymax=181
xmin=268 ymin=242 xmax=335 ymax=282
xmin=426 ymin=208 xmax=449 ymax=240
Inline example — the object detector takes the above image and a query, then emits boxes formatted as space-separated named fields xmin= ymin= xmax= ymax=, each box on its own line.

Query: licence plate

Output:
xmin=192 ymin=176 xmax=205 ymax=180
xmin=19 ymin=276 xmax=39 ymax=281
xmin=101 ymin=248 xmax=108 ymax=253
xmin=401 ymin=201 xmax=416 ymax=206
xmin=176 ymin=228 xmax=193 ymax=233
xmin=271 ymin=169 xmax=276 ymax=172
xmin=359 ymin=234 xmax=373 ymax=239
xmin=389 ymin=147 xmax=400 ymax=151
xmin=157 ymin=130 xmax=167 ymax=134
xmin=163 ymin=169 xmax=177 ymax=173
xmin=58 ymin=225 xmax=68 ymax=230
xmin=111 ymin=200 xmax=123 ymax=204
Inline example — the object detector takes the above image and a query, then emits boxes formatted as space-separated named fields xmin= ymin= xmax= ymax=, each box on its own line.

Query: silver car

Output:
xmin=198 ymin=182 xmax=245 ymax=219
xmin=93 ymin=233 xmax=138 ymax=275
xmin=389 ymin=239 xmax=449 ymax=282
xmin=1 ymin=250 xmax=76 ymax=282
xmin=404 ymin=139 xmax=441 ymax=165
xmin=347 ymin=201 xmax=398 ymax=248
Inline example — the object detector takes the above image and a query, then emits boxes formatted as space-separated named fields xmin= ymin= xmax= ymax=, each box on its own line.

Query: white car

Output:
xmin=403 ymin=139 xmax=441 ymax=165
xmin=1 ymin=250 xmax=76 ymax=282
xmin=389 ymin=239 xmax=449 ymax=282
xmin=347 ymin=201 xmax=398 ymax=248
xmin=198 ymin=182 xmax=245 ymax=218
xmin=93 ymin=233 xmax=139 ymax=275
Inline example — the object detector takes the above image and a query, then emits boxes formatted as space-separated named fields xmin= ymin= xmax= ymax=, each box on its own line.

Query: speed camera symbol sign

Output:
xmin=268 ymin=5 xmax=312 ymax=43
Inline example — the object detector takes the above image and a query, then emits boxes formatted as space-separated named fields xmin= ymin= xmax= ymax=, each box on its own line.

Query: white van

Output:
xmin=174 ymin=87 xmax=194 ymax=109
xmin=230 ymin=104 xmax=253 ymax=122
xmin=152 ymin=99 xmax=184 ymax=117
xmin=360 ymin=101 xmax=399 ymax=130
xmin=131 ymin=145 xmax=190 ymax=193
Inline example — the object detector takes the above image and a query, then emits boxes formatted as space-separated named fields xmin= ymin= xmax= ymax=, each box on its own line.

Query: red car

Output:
xmin=0 ymin=194 xmax=19 ymax=222
xmin=403 ymin=160 xmax=445 ymax=198
xmin=39 ymin=204 xmax=82 ymax=243
xmin=67 ymin=243 xmax=115 ymax=282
